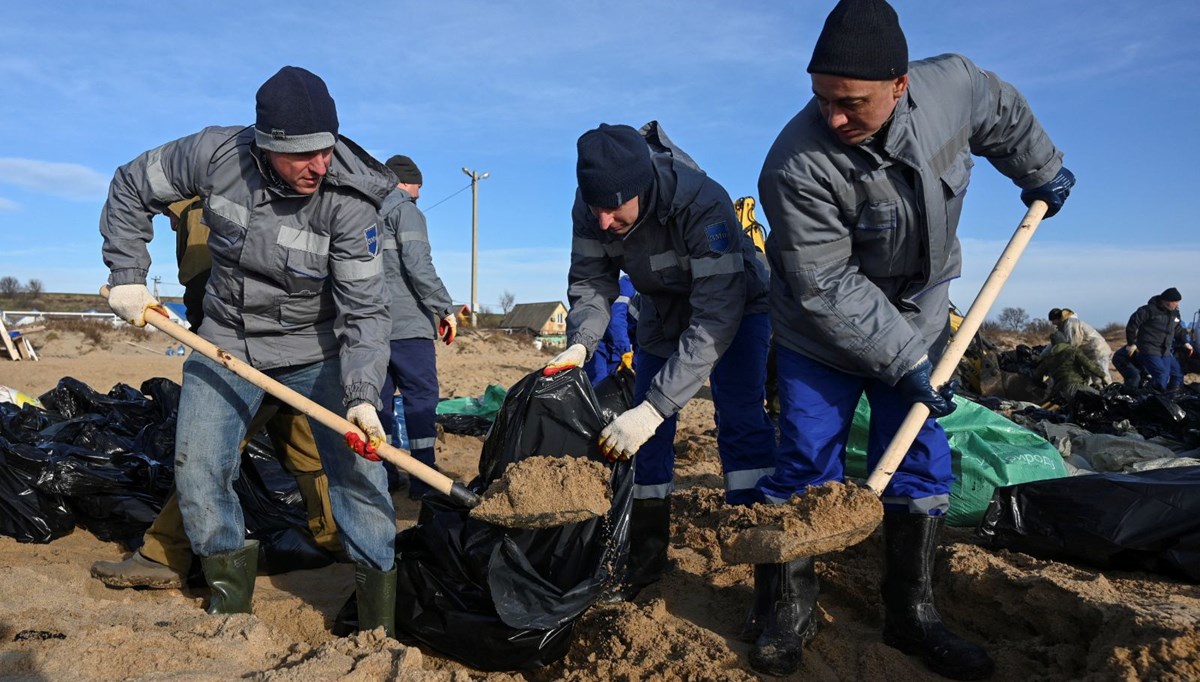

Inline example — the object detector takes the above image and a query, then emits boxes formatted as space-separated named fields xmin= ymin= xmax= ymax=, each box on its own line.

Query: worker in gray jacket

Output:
xmin=376 ymin=154 xmax=457 ymax=500
xmin=99 ymin=66 xmax=398 ymax=635
xmin=751 ymin=0 xmax=1075 ymax=678
xmin=547 ymin=121 xmax=776 ymax=602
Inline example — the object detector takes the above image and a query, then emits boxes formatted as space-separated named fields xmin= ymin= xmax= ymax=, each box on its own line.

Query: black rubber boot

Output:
xmin=355 ymin=564 xmax=397 ymax=638
xmin=200 ymin=540 xmax=259 ymax=615
xmin=603 ymin=497 xmax=671 ymax=602
xmin=738 ymin=563 xmax=778 ymax=642
xmin=881 ymin=513 xmax=994 ymax=680
xmin=748 ymin=557 xmax=819 ymax=677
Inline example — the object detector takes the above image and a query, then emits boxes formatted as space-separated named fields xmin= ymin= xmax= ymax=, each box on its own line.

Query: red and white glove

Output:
xmin=543 ymin=343 xmax=586 ymax=376
xmin=439 ymin=313 xmax=457 ymax=345
xmin=599 ymin=402 xmax=664 ymax=462
xmin=345 ymin=403 xmax=385 ymax=461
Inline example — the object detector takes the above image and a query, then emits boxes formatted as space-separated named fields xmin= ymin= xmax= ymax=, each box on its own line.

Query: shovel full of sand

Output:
xmin=100 ymin=287 xmax=611 ymax=528
xmin=721 ymin=200 xmax=1050 ymax=564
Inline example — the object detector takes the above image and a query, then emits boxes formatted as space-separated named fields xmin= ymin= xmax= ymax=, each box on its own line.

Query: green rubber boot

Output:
xmin=199 ymin=540 xmax=259 ymax=615
xmin=355 ymin=564 xmax=397 ymax=638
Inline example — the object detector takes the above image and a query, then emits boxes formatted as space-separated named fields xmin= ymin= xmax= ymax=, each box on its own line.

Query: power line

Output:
xmin=421 ymin=182 xmax=472 ymax=212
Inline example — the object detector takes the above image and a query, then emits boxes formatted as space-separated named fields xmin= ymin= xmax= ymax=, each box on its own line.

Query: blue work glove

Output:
xmin=1020 ymin=167 xmax=1075 ymax=218
xmin=895 ymin=356 xmax=957 ymax=418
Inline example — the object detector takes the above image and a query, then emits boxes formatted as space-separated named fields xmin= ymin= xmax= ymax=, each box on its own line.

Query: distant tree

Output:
xmin=498 ymin=290 xmax=516 ymax=314
xmin=1099 ymin=322 xmax=1125 ymax=338
xmin=1023 ymin=319 xmax=1055 ymax=338
xmin=997 ymin=307 xmax=1029 ymax=332
xmin=25 ymin=278 xmax=43 ymax=299
xmin=0 ymin=276 xmax=21 ymax=298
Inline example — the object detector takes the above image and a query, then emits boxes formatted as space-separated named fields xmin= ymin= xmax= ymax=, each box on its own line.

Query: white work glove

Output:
xmin=1185 ymin=343 xmax=1194 ymax=357
xmin=1125 ymin=344 xmax=1138 ymax=356
xmin=107 ymin=283 xmax=160 ymax=327
xmin=543 ymin=343 xmax=587 ymax=376
xmin=439 ymin=313 xmax=458 ymax=345
xmin=599 ymin=402 xmax=664 ymax=462
xmin=345 ymin=402 xmax=386 ymax=461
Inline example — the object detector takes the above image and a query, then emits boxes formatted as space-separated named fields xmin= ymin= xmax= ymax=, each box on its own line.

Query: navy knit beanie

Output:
xmin=255 ymin=66 xmax=339 ymax=153
xmin=1161 ymin=287 xmax=1182 ymax=302
xmin=385 ymin=155 xmax=423 ymax=185
xmin=576 ymin=124 xmax=654 ymax=208
xmin=807 ymin=0 xmax=908 ymax=80
xmin=1048 ymin=308 xmax=1063 ymax=322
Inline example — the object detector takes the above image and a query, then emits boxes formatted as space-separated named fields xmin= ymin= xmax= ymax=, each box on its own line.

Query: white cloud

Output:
xmin=0 ymin=158 xmax=110 ymax=201
xmin=0 ymin=197 xmax=19 ymax=212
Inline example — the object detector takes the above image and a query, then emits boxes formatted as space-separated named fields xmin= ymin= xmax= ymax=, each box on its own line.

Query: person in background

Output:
xmin=583 ymin=273 xmax=637 ymax=386
xmin=99 ymin=66 xmax=397 ymax=634
xmin=1111 ymin=344 xmax=1143 ymax=388
xmin=91 ymin=197 xmax=342 ymax=590
xmin=1047 ymin=308 xmax=1112 ymax=383
xmin=1125 ymin=287 xmax=1191 ymax=391
xmin=754 ymin=0 xmax=1075 ymax=676
xmin=1035 ymin=333 xmax=1107 ymax=404
xmin=376 ymin=155 xmax=457 ymax=500
xmin=547 ymin=121 xmax=776 ymax=603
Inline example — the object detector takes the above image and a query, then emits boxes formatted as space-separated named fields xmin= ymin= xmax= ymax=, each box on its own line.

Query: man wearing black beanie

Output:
xmin=547 ymin=121 xmax=775 ymax=602
xmin=753 ymin=0 xmax=1077 ymax=678
xmin=374 ymin=155 xmax=457 ymax=501
xmin=1125 ymin=287 xmax=1190 ymax=390
xmin=99 ymin=66 xmax=400 ymax=636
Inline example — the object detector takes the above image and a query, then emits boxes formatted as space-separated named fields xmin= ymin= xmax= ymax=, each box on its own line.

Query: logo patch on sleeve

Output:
xmin=364 ymin=224 xmax=379 ymax=256
xmin=705 ymin=222 xmax=731 ymax=253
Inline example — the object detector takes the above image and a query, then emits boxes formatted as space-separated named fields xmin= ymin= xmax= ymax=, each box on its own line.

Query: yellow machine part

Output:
xmin=734 ymin=196 xmax=767 ymax=253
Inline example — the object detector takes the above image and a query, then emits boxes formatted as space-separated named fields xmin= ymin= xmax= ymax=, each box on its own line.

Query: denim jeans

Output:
xmin=175 ymin=353 xmax=395 ymax=569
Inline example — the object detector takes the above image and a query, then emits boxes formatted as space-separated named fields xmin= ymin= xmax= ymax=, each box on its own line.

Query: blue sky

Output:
xmin=1 ymin=1 xmax=1197 ymax=328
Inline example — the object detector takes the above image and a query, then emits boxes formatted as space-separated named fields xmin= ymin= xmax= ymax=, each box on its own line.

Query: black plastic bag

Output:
xmin=0 ymin=437 xmax=75 ymax=543
xmin=979 ymin=466 xmax=1200 ymax=581
xmin=373 ymin=367 xmax=633 ymax=671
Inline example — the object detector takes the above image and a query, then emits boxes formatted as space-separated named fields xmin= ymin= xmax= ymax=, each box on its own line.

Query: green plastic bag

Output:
xmin=436 ymin=384 xmax=508 ymax=420
xmin=845 ymin=395 xmax=1066 ymax=527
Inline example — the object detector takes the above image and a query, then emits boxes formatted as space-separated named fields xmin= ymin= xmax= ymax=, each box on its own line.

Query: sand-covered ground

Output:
xmin=0 ymin=327 xmax=1197 ymax=680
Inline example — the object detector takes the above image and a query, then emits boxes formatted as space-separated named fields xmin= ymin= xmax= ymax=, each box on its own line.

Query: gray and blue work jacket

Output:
xmin=379 ymin=187 xmax=454 ymax=340
xmin=759 ymin=54 xmax=1065 ymax=384
xmin=567 ymin=121 xmax=770 ymax=418
xmin=100 ymin=126 xmax=395 ymax=409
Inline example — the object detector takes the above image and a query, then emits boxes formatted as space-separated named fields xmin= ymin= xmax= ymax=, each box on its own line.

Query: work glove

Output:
xmin=895 ymin=356 xmax=957 ymax=418
xmin=598 ymin=401 xmax=664 ymax=462
xmin=107 ymin=283 xmax=160 ymax=327
xmin=543 ymin=343 xmax=587 ymax=376
xmin=439 ymin=313 xmax=457 ymax=345
xmin=345 ymin=402 xmax=386 ymax=461
xmin=1020 ymin=167 xmax=1075 ymax=218
xmin=1125 ymin=344 xmax=1138 ymax=356
xmin=1185 ymin=343 xmax=1194 ymax=357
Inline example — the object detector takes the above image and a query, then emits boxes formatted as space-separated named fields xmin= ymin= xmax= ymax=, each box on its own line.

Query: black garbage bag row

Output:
xmin=0 ymin=377 xmax=334 ymax=572
xmin=980 ymin=466 xmax=1200 ymax=582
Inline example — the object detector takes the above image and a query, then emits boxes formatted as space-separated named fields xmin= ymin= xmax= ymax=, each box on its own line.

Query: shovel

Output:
xmin=101 ymin=286 xmax=481 ymax=508
xmin=721 ymin=200 xmax=1049 ymax=564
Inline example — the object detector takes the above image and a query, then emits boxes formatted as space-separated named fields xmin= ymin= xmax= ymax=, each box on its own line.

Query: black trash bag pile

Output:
xmin=435 ymin=412 xmax=493 ymax=437
xmin=0 ymin=377 xmax=336 ymax=573
xmin=1013 ymin=383 xmax=1200 ymax=447
xmin=338 ymin=367 xmax=634 ymax=671
xmin=979 ymin=466 xmax=1200 ymax=581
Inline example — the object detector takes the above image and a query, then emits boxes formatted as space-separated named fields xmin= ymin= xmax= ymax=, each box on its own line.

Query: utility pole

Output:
xmin=152 ymin=276 xmax=161 ymax=299
xmin=461 ymin=167 xmax=490 ymax=328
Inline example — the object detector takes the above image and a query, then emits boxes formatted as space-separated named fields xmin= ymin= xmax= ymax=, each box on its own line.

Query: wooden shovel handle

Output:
xmin=100 ymin=286 xmax=480 ymax=507
xmin=864 ymin=200 xmax=1049 ymax=494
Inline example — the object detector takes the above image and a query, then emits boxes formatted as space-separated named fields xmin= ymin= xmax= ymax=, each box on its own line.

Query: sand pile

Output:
xmin=470 ymin=455 xmax=612 ymax=528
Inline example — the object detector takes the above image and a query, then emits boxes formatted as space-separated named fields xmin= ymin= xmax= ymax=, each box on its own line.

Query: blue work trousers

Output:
xmin=1136 ymin=354 xmax=1171 ymax=391
xmin=756 ymin=346 xmax=953 ymax=515
xmin=175 ymin=353 xmax=395 ymax=569
xmin=632 ymin=312 xmax=775 ymax=505
xmin=378 ymin=338 xmax=441 ymax=496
